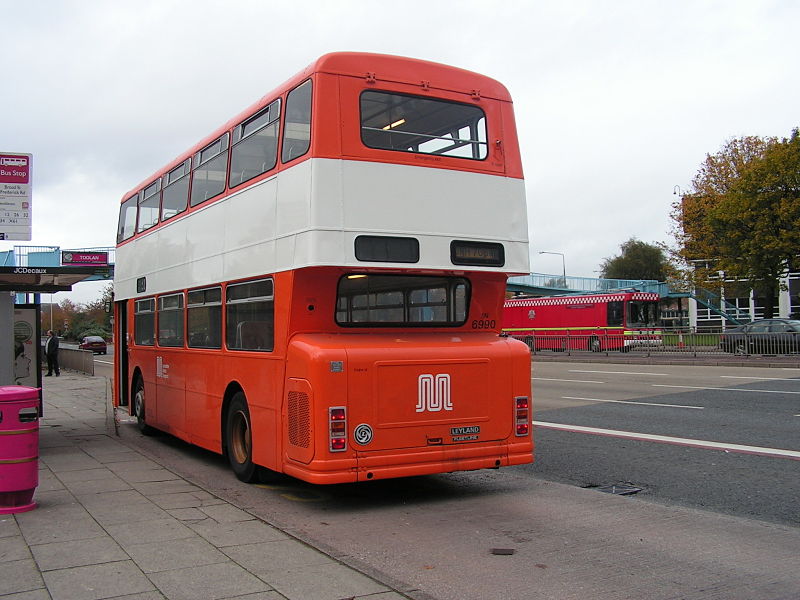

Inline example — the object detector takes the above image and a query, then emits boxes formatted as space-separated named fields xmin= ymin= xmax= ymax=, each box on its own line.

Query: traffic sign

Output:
xmin=0 ymin=152 xmax=33 ymax=241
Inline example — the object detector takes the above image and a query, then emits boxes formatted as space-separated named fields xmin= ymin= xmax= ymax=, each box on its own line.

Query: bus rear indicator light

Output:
xmin=515 ymin=396 xmax=530 ymax=437
xmin=329 ymin=407 xmax=347 ymax=452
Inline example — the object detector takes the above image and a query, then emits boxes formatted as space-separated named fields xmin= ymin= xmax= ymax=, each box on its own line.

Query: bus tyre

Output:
xmin=588 ymin=337 xmax=601 ymax=352
xmin=226 ymin=392 xmax=258 ymax=483
xmin=133 ymin=378 xmax=156 ymax=436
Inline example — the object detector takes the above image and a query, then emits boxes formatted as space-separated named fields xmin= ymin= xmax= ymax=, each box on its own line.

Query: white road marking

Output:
xmin=569 ymin=369 xmax=669 ymax=377
xmin=533 ymin=377 xmax=605 ymax=384
xmin=562 ymin=396 xmax=703 ymax=410
xmin=720 ymin=375 xmax=799 ymax=381
xmin=95 ymin=360 xmax=114 ymax=365
xmin=653 ymin=384 xmax=800 ymax=395
xmin=534 ymin=421 xmax=800 ymax=460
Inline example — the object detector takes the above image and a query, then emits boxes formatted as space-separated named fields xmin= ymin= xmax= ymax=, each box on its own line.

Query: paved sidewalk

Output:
xmin=0 ymin=373 xmax=410 ymax=600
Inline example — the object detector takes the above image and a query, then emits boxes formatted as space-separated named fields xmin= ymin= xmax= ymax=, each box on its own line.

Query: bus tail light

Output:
xmin=329 ymin=407 xmax=347 ymax=452
xmin=514 ymin=396 xmax=530 ymax=436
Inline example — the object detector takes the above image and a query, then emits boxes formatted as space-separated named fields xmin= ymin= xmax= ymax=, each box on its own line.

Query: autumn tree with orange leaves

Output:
xmin=670 ymin=129 xmax=800 ymax=317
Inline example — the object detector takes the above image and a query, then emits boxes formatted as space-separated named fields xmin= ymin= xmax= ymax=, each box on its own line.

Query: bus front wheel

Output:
xmin=133 ymin=378 xmax=156 ymax=436
xmin=225 ymin=392 xmax=258 ymax=483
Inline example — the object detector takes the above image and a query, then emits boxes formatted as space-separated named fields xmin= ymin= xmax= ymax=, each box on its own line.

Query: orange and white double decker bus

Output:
xmin=113 ymin=52 xmax=532 ymax=484
xmin=503 ymin=291 xmax=662 ymax=352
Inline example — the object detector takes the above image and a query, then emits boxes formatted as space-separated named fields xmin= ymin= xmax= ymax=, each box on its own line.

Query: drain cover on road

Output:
xmin=596 ymin=484 xmax=642 ymax=496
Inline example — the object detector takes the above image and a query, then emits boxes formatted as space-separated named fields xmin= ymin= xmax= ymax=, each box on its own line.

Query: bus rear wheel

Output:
xmin=225 ymin=392 xmax=258 ymax=483
xmin=588 ymin=337 xmax=601 ymax=352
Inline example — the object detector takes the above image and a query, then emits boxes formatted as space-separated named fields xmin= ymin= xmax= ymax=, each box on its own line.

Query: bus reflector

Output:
xmin=515 ymin=396 xmax=530 ymax=436
xmin=329 ymin=407 xmax=347 ymax=452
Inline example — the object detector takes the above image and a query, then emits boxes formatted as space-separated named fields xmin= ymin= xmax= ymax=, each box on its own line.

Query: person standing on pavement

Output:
xmin=45 ymin=329 xmax=60 ymax=376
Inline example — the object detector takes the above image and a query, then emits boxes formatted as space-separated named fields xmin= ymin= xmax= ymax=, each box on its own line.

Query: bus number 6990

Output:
xmin=472 ymin=319 xmax=496 ymax=329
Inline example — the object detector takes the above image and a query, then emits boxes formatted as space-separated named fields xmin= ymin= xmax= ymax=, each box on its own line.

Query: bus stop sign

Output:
xmin=0 ymin=153 xmax=33 ymax=241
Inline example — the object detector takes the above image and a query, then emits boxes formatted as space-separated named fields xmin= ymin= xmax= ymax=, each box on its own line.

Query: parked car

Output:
xmin=79 ymin=336 xmax=107 ymax=354
xmin=719 ymin=319 xmax=800 ymax=354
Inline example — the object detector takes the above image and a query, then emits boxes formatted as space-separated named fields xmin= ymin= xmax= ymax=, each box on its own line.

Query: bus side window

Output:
xmin=137 ymin=179 xmax=161 ymax=233
xmin=134 ymin=298 xmax=155 ymax=346
xmin=157 ymin=293 xmax=185 ymax=347
xmin=607 ymin=301 xmax=623 ymax=327
xmin=281 ymin=79 xmax=312 ymax=164
xmin=191 ymin=134 xmax=229 ymax=207
xmin=117 ymin=194 xmax=139 ymax=242
xmin=226 ymin=279 xmax=274 ymax=352
xmin=230 ymin=99 xmax=281 ymax=188
xmin=187 ymin=287 xmax=222 ymax=349
xmin=162 ymin=159 xmax=190 ymax=221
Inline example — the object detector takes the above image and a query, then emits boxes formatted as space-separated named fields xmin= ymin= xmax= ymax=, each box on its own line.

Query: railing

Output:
xmin=39 ymin=345 xmax=95 ymax=376
xmin=503 ymin=330 xmax=800 ymax=358
xmin=508 ymin=273 xmax=661 ymax=294
xmin=691 ymin=287 xmax=751 ymax=324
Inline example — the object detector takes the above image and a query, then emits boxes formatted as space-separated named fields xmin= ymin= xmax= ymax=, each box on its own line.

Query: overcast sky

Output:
xmin=2 ymin=0 xmax=797 ymax=304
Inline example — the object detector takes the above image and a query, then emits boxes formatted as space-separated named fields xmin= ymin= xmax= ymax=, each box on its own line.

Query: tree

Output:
xmin=706 ymin=130 xmax=800 ymax=315
xmin=671 ymin=129 xmax=800 ymax=317
xmin=600 ymin=238 xmax=670 ymax=281
xmin=41 ymin=283 xmax=114 ymax=340
xmin=670 ymin=135 xmax=774 ymax=276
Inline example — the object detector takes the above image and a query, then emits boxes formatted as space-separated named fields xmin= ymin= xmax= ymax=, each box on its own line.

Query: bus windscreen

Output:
xmin=628 ymin=301 xmax=659 ymax=328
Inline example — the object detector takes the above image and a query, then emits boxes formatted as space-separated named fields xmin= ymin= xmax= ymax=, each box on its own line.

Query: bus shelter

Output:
xmin=0 ymin=266 xmax=101 ymax=387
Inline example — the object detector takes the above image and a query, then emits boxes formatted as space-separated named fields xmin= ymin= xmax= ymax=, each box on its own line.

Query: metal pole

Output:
xmin=538 ymin=251 xmax=566 ymax=284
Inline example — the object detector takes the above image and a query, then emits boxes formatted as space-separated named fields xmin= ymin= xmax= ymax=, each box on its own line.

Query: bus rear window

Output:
xmin=336 ymin=274 xmax=468 ymax=326
xmin=360 ymin=91 xmax=487 ymax=160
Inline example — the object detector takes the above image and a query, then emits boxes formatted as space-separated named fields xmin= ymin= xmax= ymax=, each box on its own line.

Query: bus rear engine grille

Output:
xmin=288 ymin=391 xmax=311 ymax=448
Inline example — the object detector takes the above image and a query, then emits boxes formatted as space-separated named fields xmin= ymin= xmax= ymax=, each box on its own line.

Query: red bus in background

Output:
xmin=502 ymin=292 xmax=662 ymax=352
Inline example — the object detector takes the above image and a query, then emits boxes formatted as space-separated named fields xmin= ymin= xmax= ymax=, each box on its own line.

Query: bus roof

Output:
xmin=121 ymin=52 xmax=513 ymax=201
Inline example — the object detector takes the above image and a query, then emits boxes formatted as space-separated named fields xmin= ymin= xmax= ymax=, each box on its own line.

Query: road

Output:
xmin=527 ymin=361 xmax=800 ymax=526
xmin=106 ymin=358 xmax=799 ymax=600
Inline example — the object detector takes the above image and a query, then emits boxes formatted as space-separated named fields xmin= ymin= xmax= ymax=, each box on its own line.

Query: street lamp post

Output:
xmin=539 ymin=251 xmax=566 ymax=285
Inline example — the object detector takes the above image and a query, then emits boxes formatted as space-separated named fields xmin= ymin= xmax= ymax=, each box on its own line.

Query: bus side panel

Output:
xmin=152 ymin=347 xmax=187 ymax=439
xmin=185 ymin=350 xmax=228 ymax=453
xmin=236 ymin=354 xmax=284 ymax=474
xmin=311 ymin=72 xmax=342 ymax=160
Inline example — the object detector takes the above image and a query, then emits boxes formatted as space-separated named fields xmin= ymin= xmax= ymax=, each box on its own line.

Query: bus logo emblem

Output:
xmin=354 ymin=424 xmax=373 ymax=445
xmin=416 ymin=374 xmax=453 ymax=413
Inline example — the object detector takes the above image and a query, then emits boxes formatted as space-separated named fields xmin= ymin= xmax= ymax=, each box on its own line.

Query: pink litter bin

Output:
xmin=0 ymin=386 xmax=40 ymax=514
